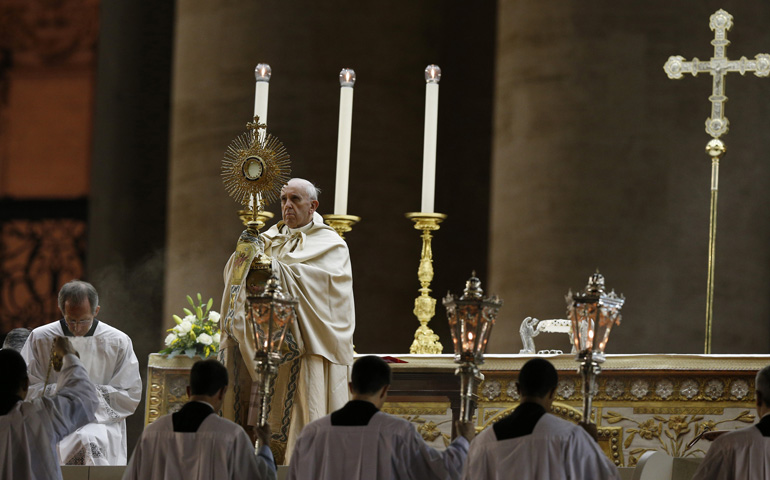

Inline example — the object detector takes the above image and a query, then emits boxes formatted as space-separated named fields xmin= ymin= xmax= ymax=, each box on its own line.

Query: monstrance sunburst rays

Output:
xmin=221 ymin=117 xmax=291 ymax=208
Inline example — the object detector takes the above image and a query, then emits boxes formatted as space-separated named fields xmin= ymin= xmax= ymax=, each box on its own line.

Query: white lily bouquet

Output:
xmin=160 ymin=293 xmax=221 ymax=358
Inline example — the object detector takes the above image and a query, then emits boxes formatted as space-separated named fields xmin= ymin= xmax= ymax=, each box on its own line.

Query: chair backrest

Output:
xmin=519 ymin=317 xmax=575 ymax=354
xmin=632 ymin=451 xmax=673 ymax=480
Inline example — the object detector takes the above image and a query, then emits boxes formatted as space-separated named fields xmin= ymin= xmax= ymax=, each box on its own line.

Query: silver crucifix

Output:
xmin=663 ymin=9 xmax=770 ymax=354
xmin=664 ymin=9 xmax=770 ymax=138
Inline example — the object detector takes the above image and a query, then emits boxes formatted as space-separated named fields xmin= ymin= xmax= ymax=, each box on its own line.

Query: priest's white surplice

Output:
xmin=20 ymin=320 xmax=142 ymax=465
xmin=286 ymin=411 xmax=469 ymax=480
xmin=0 ymin=353 xmax=98 ymax=480
xmin=462 ymin=414 xmax=620 ymax=480
xmin=122 ymin=413 xmax=277 ymax=480
xmin=692 ymin=421 xmax=770 ymax=480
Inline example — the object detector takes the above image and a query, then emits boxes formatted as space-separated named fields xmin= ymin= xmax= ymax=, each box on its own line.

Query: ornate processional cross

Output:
xmin=664 ymin=9 xmax=770 ymax=354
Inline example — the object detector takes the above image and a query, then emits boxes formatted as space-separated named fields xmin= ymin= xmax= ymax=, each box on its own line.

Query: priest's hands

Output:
xmin=579 ymin=421 xmax=599 ymax=442
xmin=247 ymin=423 xmax=273 ymax=447
xmin=456 ymin=420 xmax=476 ymax=442
xmin=256 ymin=423 xmax=272 ymax=447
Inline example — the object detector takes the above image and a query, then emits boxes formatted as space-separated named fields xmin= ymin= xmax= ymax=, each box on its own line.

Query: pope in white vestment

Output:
xmin=0 ymin=342 xmax=99 ymax=480
xmin=220 ymin=179 xmax=355 ymax=462
xmin=21 ymin=287 xmax=142 ymax=467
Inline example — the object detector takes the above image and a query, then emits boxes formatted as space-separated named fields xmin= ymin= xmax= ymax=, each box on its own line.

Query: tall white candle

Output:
xmin=334 ymin=68 xmax=356 ymax=215
xmin=421 ymin=65 xmax=441 ymax=213
xmin=254 ymin=63 xmax=271 ymax=141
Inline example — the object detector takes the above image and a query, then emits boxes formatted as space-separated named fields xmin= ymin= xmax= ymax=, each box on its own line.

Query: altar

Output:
xmin=382 ymin=353 xmax=769 ymax=467
xmin=145 ymin=351 xmax=769 ymax=467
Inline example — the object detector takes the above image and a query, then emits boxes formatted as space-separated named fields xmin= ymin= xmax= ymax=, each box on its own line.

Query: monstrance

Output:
xmin=222 ymin=115 xmax=291 ymax=234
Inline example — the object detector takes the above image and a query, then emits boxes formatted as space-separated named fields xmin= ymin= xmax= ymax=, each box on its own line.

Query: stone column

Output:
xmin=489 ymin=1 xmax=770 ymax=354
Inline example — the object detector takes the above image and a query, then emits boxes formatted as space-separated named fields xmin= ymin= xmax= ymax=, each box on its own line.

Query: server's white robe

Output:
xmin=692 ymin=417 xmax=770 ymax=480
xmin=221 ymin=211 xmax=355 ymax=460
xmin=287 ymin=411 xmax=469 ymax=480
xmin=0 ymin=353 xmax=98 ymax=480
xmin=20 ymin=320 xmax=142 ymax=465
xmin=462 ymin=413 xmax=620 ymax=480
xmin=122 ymin=413 xmax=277 ymax=480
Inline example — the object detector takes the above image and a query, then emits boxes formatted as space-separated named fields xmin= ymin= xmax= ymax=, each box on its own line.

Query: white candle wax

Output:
xmin=334 ymin=85 xmax=354 ymax=215
xmin=334 ymin=68 xmax=356 ymax=215
xmin=421 ymin=82 xmax=439 ymax=213
xmin=254 ymin=81 xmax=269 ymax=126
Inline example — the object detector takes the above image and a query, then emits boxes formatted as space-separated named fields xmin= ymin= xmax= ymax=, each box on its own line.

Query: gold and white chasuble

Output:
xmin=220 ymin=212 xmax=355 ymax=463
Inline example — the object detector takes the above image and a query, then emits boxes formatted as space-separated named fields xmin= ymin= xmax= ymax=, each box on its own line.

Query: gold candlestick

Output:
xmin=323 ymin=214 xmax=361 ymax=239
xmin=405 ymin=212 xmax=447 ymax=354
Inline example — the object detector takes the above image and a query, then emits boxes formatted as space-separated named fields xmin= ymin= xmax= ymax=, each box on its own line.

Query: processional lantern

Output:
xmin=566 ymin=272 xmax=624 ymax=424
xmin=245 ymin=274 xmax=298 ymax=432
xmin=443 ymin=273 xmax=503 ymax=423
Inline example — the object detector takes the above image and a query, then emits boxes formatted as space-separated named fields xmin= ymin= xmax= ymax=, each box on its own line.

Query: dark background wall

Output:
xmin=489 ymin=0 xmax=770 ymax=355
xmin=88 ymin=1 xmax=175 ymax=451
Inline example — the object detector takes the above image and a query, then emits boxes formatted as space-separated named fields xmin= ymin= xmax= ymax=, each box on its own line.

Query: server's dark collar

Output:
xmin=59 ymin=318 xmax=99 ymax=337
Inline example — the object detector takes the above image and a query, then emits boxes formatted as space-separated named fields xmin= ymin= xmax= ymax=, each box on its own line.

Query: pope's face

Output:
xmin=281 ymin=182 xmax=318 ymax=229
xmin=63 ymin=299 xmax=100 ymax=336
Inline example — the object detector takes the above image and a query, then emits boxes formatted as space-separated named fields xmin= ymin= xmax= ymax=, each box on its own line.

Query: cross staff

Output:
xmin=663 ymin=9 xmax=770 ymax=354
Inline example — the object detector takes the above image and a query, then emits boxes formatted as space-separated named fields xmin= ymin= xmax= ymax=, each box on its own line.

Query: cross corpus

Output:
xmin=664 ymin=9 xmax=770 ymax=354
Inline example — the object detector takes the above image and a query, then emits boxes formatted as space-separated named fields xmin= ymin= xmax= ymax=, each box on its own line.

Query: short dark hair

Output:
xmin=517 ymin=358 xmax=558 ymax=398
xmin=0 ymin=349 xmax=28 ymax=398
xmin=351 ymin=355 xmax=391 ymax=395
xmin=189 ymin=359 xmax=228 ymax=396
xmin=58 ymin=280 xmax=99 ymax=315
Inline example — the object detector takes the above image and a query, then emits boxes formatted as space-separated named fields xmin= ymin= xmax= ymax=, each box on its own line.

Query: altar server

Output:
xmin=123 ymin=358 xmax=276 ymax=480
xmin=692 ymin=364 xmax=770 ymax=479
xmin=0 ymin=337 xmax=99 ymax=480
xmin=462 ymin=358 xmax=620 ymax=480
xmin=21 ymin=280 xmax=142 ymax=465
xmin=287 ymin=355 xmax=474 ymax=480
